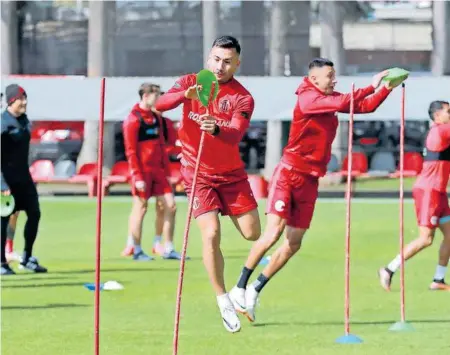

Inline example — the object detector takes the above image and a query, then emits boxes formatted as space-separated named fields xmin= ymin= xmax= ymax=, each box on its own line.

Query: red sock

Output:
xmin=5 ymin=239 xmax=13 ymax=254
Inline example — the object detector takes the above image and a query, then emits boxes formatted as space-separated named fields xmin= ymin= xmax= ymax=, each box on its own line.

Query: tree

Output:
xmin=431 ymin=0 xmax=450 ymax=75
xmin=264 ymin=0 xmax=289 ymax=180
xmin=1 ymin=1 xmax=19 ymax=75
xmin=319 ymin=1 xmax=345 ymax=75
xmin=77 ymin=0 xmax=116 ymax=173
xmin=202 ymin=1 xmax=219 ymax=64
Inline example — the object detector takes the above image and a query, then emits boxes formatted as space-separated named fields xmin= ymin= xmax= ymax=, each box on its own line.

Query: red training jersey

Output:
xmin=155 ymin=74 xmax=254 ymax=177
xmin=281 ymin=77 xmax=392 ymax=177
xmin=414 ymin=123 xmax=450 ymax=192
xmin=123 ymin=103 xmax=168 ymax=182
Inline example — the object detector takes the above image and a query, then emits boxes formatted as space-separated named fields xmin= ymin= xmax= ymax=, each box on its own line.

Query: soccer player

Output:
xmin=228 ymin=58 xmax=403 ymax=322
xmin=1 ymin=84 xmax=47 ymax=275
xmin=122 ymin=83 xmax=182 ymax=261
xmin=155 ymin=35 xmax=261 ymax=333
xmin=152 ymin=114 xmax=180 ymax=256
xmin=379 ymin=100 xmax=450 ymax=291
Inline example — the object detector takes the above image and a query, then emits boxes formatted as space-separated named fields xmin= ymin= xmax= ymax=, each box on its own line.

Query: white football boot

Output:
xmin=217 ymin=294 xmax=241 ymax=333
xmin=229 ymin=286 xmax=246 ymax=314
xmin=244 ymin=284 xmax=259 ymax=323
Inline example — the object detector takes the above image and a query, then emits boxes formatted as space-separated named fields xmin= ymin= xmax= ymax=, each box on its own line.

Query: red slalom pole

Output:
xmin=336 ymin=83 xmax=362 ymax=344
xmin=173 ymin=130 xmax=206 ymax=355
xmin=389 ymin=83 xmax=414 ymax=332
xmin=94 ymin=77 xmax=106 ymax=355
xmin=399 ymin=83 xmax=406 ymax=323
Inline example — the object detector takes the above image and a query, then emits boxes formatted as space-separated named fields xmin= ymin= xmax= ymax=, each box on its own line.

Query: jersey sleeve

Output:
xmin=298 ymin=85 xmax=375 ymax=115
xmin=339 ymin=86 xmax=392 ymax=114
xmin=122 ymin=114 xmax=143 ymax=182
xmin=154 ymin=75 xmax=191 ymax=112
xmin=215 ymin=95 xmax=254 ymax=145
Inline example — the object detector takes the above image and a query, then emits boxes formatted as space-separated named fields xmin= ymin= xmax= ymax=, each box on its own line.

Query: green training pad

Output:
xmin=196 ymin=69 xmax=219 ymax=107
xmin=382 ymin=67 xmax=410 ymax=83
xmin=0 ymin=194 xmax=15 ymax=217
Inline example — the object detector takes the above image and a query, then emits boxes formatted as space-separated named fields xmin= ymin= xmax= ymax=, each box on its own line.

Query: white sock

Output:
xmin=127 ymin=235 xmax=134 ymax=247
xmin=433 ymin=265 xmax=447 ymax=281
xmin=134 ymin=244 xmax=142 ymax=254
xmin=387 ymin=255 xmax=402 ymax=273
xmin=154 ymin=235 xmax=162 ymax=243
xmin=164 ymin=241 xmax=174 ymax=254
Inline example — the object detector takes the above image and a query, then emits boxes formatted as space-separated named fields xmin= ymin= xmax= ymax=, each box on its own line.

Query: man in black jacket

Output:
xmin=1 ymin=84 xmax=47 ymax=275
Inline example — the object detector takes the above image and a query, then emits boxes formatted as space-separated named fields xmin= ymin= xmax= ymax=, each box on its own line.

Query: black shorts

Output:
xmin=9 ymin=180 xmax=40 ymax=213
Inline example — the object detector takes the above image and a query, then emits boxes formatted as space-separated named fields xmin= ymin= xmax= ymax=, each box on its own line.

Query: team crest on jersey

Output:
xmin=219 ymin=99 xmax=231 ymax=112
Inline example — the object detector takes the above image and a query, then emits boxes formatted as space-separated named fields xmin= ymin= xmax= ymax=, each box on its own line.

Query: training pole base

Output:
xmin=335 ymin=334 xmax=363 ymax=344
xmin=389 ymin=321 xmax=415 ymax=332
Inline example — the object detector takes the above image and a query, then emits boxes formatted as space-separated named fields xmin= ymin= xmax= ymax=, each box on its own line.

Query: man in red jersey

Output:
xmin=155 ymin=35 xmax=260 ymax=333
xmin=379 ymin=100 xmax=450 ymax=292
xmin=122 ymin=83 xmax=182 ymax=261
xmin=228 ymin=58 xmax=404 ymax=323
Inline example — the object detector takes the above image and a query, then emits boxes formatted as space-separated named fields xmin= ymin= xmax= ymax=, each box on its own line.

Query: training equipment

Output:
xmin=173 ymin=69 xmax=218 ymax=355
xmin=382 ymin=67 xmax=409 ymax=87
xmin=389 ymin=83 xmax=414 ymax=332
xmin=195 ymin=69 xmax=219 ymax=107
xmin=94 ymin=78 xmax=106 ymax=355
xmin=0 ymin=195 xmax=15 ymax=217
xmin=336 ymin=83 xmax=363 ymax=345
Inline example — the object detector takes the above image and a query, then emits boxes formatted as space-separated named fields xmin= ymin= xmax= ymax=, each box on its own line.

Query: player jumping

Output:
xmin=122 ymin=83 xmax=182 ymax=261
xmin=379 ymin=100 xmax=450 ymax=291
xmin=228 ymin=58 xmax=403 ymax=322
xmin=155 ymin=35 xmax=261 ymax=333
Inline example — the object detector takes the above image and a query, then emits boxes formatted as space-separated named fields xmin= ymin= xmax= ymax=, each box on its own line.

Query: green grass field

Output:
xmin=1 ymin=198 xmax=449 ymax=355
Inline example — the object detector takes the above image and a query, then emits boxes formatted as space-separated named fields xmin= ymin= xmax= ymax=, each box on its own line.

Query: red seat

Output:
xmin=102 ymin=161 xmax=130 ymax=196
xmin=30 ymin=160 xmax=55 ymax=182
xmin=69 ymin=163 xmax=98 ymax=197
xmin=107 ymin=161 xmax=130 ymax=183
xmin=340 ymin=152 xmax=368 ymax=177
xmin=391 ymin=152 xmax=424 ymax=178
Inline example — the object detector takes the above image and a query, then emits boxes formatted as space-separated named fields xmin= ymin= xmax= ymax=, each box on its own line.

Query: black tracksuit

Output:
xmin=1 ymin=109 xmax=41 ymax=264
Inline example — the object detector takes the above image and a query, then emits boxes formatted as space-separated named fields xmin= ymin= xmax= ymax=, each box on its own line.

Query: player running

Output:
xmin=155 ymin=35 xmax=261 ymax=333
xmin=229 ymin=58 xmax=403 ymax=322
xmin=122 ymin=83 xmax=182 ymax=261
xmin=379 ymin=100 xmax=450 ymax=292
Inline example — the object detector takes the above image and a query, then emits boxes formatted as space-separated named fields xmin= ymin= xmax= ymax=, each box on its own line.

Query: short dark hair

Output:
xmin=212 ymin=35 xmax=241 ymax=55
xmin=138 ymin=83 xmax=160 ymax=99
xmin=428 ymin=100 xmax=449 ymax=121
xmin=308 ymin=58 xmax=334 ymax=70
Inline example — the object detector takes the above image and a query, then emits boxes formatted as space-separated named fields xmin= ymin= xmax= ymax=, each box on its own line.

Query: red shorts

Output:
xmin=413 ymin=188 xmax=450 ymax=228
xmin=131 ymin=169 xmax=172 ymax=200
xmin=266 ymin=163 xmax=319 ymax=229
xmin=181 ymin=165 xmax=258 ymax=219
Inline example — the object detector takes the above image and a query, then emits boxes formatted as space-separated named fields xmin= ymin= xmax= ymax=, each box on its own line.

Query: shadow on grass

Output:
xmin=2 ymin=303 xmax=90 ymax=310
xmin=0 ymin=276 xmax=72 ymax=282
xmin=252 ymin=319 xmax=450 ymax=327
xmin=2 ymin=281 xmax=85 ymax=289
xmin=52 ymin=267 xmax=179 ymax=275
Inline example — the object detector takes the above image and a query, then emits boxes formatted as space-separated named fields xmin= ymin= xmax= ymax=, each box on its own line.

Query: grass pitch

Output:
xmin=1 ymin=198 xmax=449 ymax=355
